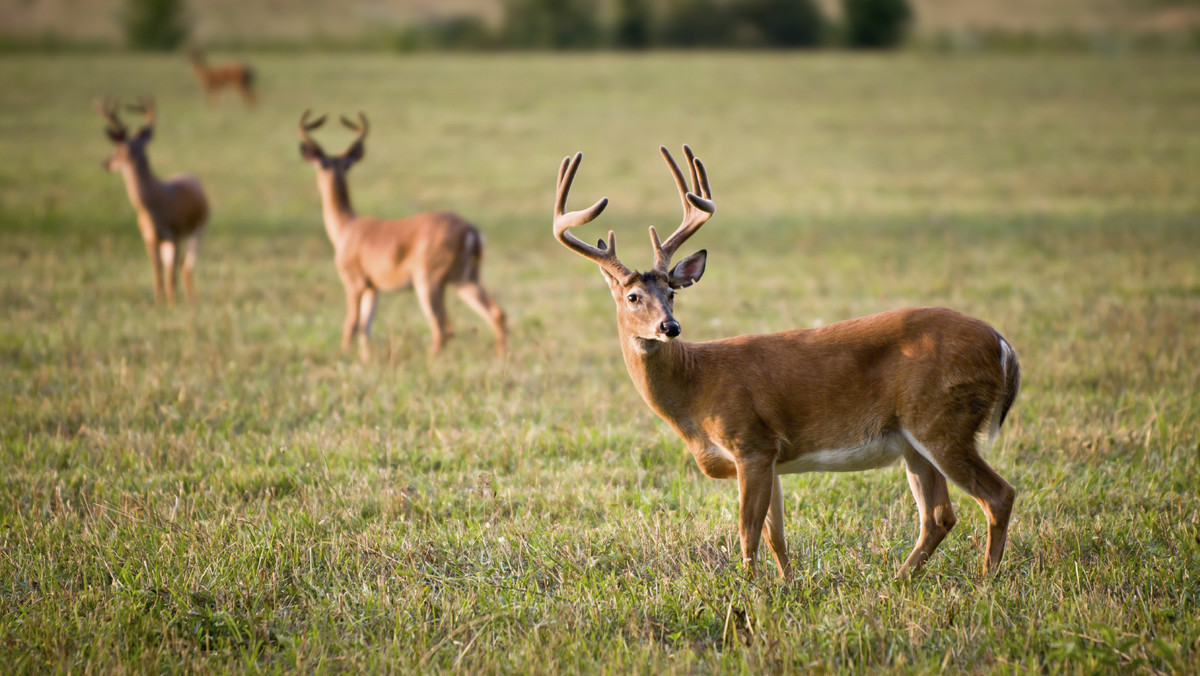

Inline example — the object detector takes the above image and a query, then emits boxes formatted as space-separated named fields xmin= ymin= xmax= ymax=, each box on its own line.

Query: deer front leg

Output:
xmin=341 ymin=286 xmax=363 ymax=356
xmin=143 ymin=238 xmax=165 ymax=304
xmin=735 ymin=455 xmax=777 ymax=576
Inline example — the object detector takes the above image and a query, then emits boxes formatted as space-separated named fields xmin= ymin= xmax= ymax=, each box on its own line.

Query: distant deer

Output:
xmin=97 ymin=98 xmax=209 ymax=305
xmin=298 ymin=110 xmax=507 ymax=359
xmin=552 ymin=146 xmax=1020 ymax=579
xmin=188 ymin=48 xmax=256 ymax=106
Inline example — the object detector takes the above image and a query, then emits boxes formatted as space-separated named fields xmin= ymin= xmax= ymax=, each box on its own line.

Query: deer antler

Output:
xmin=553 ymin=152 xmax=631 ymax=279
xmin=339 ymin=111 xmax=369 ymax=145
xmin=299 ymin=109 xmax=328 ymax=149
xmin=94 ymin=97 xmax=127 ymax=138
xmin=126 ymin=97 xmax=156 ymax=132
xmin=652 ymin=145 xmax=714 ymax=274
xmin=339 ymin=112 xmax=368 ymax=155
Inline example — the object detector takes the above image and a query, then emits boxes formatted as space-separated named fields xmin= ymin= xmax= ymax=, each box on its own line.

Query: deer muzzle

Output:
xmin=660 ymin=319 xmax=681 ymax=339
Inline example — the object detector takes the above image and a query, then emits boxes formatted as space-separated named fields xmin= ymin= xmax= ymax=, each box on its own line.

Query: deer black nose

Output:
xmin=661 ymin=320 xmax=681 ymax=338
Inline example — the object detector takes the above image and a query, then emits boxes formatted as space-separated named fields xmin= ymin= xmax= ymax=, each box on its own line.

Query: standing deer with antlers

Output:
xmin=552 ymin=146 xmax=1020 ymax=579
xmin=298 ymin=110 xmax=507 ymax=360
xmin=97 ymin=98 xmax=209 ymax=305
xmin=188 ymin=48 xmax=256 ymax=107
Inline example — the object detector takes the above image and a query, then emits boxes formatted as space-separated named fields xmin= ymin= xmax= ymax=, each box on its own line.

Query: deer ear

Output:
xmin=345 ymin=140 xmax=365 ymax=163
xmin=299 ymin=142 xmax=322 ymax=162
xmin=669 ymin=249 xmax=706 ymax=289
xmin=135 ymin=125 xmax=153 ymax=143
xmin=106 ymin=127 xmax=125 ymax=143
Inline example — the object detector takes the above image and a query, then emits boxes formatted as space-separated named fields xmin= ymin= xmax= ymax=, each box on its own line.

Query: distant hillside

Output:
xmin=3 ymin=0 xmax=1198 ymax=46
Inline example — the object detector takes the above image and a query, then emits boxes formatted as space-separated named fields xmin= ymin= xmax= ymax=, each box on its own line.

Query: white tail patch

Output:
xmin=458 ymin=229 xmax=480 ymax=282
xmin=988 ymin=337 xmax=1016 ymax=444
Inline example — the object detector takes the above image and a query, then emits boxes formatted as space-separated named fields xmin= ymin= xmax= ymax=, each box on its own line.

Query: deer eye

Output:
xmin=626 ymin=293 xmax=640 ymax=304
xmin=668 ymin=291 xmax=676 ymax=300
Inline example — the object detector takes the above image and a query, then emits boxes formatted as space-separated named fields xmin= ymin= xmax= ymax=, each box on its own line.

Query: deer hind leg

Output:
xmin=414 ymin=279 xmax=450 ymax=356
xmin=897 ymin=444 xmax=957 ymax=578
xmin=902 ymin=429 xmax=1016 ymax=577
xmin=735 ymin=455 xmax=777 ymax=577
xmin=357 ymin=288 xmax=378 ymax=362
xmin=455 ymin=282 xmax=508 ymax=356
xmin=760 ymin=473 xmax=790 ymax=580
xmin=182 ymin=234 xmax=202 ymax=304
xmin=159 ymin=240 xmax=178 ymax=306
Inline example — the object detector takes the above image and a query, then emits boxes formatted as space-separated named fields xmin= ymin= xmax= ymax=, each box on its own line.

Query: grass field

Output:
xmin=2 ymin=51 xmax=1199 ymax=672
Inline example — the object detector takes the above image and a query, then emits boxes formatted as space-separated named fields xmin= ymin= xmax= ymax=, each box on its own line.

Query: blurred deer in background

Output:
xmin=188 ymin=48 xmax=256 ymax=106
xmin=552 ymin=146 xmax=1020 ymax=579
xmin=298 ymin=110 xmax=507 ymax=360
xmin=97 ymin=98 xmax=209 ymax=305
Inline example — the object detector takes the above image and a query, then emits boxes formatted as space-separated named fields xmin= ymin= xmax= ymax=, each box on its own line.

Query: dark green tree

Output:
xmin=613 ymin=0 xmax=652 ymax=49
xmin=658 ymin=0 xmax=738 ymax=48
xmin=502 ymin=0 xmax=600 ymax=49
xmin=740 ymin=0 xmax=825 ymax=48
xmin=123 ymin=0 xmax=189 ymax=51
xmin=842 ymin=0 xmax=912 ymax=48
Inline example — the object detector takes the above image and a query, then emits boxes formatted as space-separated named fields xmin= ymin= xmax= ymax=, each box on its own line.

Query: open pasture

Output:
xmin=1 ymin=52 xmax=1199 ymax=672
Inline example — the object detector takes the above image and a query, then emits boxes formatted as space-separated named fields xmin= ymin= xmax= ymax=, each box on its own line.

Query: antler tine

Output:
xmin=299 ymin=108 xmax=327 ymax=147
xmin=94 ymin=96 xmax=126 ymax=135
xmin=339 ymin=111 xmax=369 ymax=147
xmin=653 ymin=144 xmax=715 ymax=273
xmin=126 ymin=96 xmax=156 ymax=129
xmin=553 ymin=152 xmax=630 ymax=278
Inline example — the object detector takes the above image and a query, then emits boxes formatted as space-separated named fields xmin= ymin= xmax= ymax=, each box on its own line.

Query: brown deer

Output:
xmin=188 ymin=48 xmax=256 ymax=106
xmin=97 ymin=98 xmax=209 ymax=305
xmin=552 ymin=146 xmax=1020 ymax=579
xmin=298 ymin=110 xmax=507 ymax=360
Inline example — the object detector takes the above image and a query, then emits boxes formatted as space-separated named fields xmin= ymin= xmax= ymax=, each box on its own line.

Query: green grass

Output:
xmin=2 ymin=52 xmax=1199 ymax=672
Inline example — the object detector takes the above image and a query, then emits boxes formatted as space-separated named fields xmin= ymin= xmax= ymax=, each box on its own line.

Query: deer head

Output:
xmin=554 ymin=145 xmax=713 ymax=346
xmin=96 ymin=97 xmax=156 ymax=172
xmin=298 ymin=109 xmax=368 ymax=174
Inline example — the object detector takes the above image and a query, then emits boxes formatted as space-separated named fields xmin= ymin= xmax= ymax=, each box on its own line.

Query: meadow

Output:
xmin=1 ymin=51 xmax=1198 ymax=672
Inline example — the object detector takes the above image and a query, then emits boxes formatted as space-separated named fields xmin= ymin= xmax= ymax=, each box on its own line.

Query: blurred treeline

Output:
xmin=122 ymin=0 xmax=911 ymax=52
xmin=405 ymin=0 xmax=910 ymax=50
xmin=9 ymin=0 xmax=1199 ymax=53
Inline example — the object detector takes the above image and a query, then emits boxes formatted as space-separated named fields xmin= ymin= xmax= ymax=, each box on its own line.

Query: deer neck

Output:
xmin=618 ymin=330 xmax=699 ymax=438
xmin=316 ymin=171 xmax=356 ymax=246
xmin=119 ymin=155 xmax=166 ymax=215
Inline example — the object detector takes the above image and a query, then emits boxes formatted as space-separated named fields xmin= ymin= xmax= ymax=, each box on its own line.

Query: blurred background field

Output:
xmin=1 ymin=3 xmax=1199 ymax=672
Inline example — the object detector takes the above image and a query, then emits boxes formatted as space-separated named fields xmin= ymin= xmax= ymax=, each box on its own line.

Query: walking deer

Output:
xmin=552 ymin=146 xmax=1020 ymax=579
xmin=298 ymin=110 xmax=507 ymax=360
xmin=97 ymin=98 xmax=208 ymax=305
xmin=188 ymin=48 xmax=256 ymax=106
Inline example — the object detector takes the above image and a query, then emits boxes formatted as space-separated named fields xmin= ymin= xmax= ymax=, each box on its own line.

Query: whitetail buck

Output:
xmin=97 ymin=98 xmax=209 ymax=305
xmin=553 ymin=146 xmax=1020 ymax=579
xmin=188 ymin=48 xmax=256 ymax=106
xmin=298 ymin=110 xmax=507 ymax=359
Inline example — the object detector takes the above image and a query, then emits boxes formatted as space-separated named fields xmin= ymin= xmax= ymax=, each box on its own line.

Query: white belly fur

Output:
xmin=774 ymin=433 xmax=905 ymax=474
